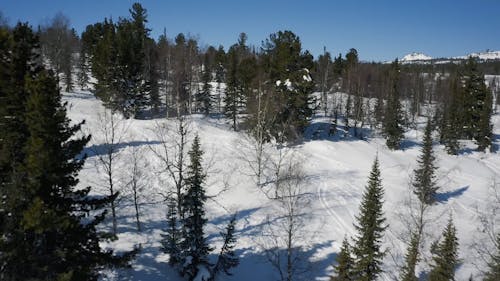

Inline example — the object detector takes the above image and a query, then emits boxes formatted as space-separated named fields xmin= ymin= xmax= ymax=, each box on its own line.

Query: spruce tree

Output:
xmin=1 ymin=25 xmax=135 ymax=280
xmin=428 ymin=217 xmax=459 ymax=281
xmin=399 ymin=232 xmax=420 ymax=281
xmin=161 ymin=199 xmax=182 ymax=266
xmin=211 ymin=214 xmax=239 ymax=280
xmin=484 ymin=233 xmax=500 ymax=281
xmin=413 ymin=119 xmax=439 ymax=205
xmin=383 ymin=59 xmax=404 ymax=150
xmin=181 ymin=135 xmax=212 ymax=280
xmin=198 ymin=52 xmax=212 ymax=115
xmin=1 ymin=23 xmax=44 ymax=278
xmin=352 ymin=156 xmax=387 ymax=281
xmin=331 ymin=237 xmax=354 ymax=281
xmin=439 ymin=72 xmax=461 ymax=155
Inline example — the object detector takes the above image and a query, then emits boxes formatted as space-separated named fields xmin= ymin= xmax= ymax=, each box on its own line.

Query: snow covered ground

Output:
xmin=64 ymin=91 xmax=500 ymax=281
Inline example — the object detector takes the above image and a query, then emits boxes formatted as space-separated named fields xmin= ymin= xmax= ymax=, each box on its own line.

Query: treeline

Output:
xmin=30 ymin=3 xmax=498 ymax=153
xmin=5 ymin=3 xmax=495 ymax=151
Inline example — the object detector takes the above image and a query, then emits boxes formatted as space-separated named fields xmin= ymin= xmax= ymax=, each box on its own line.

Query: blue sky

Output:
xmin=2 ymin=0 xmax=499 ymax=61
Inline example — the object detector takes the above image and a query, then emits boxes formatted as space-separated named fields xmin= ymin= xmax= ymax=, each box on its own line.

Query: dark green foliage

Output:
xmin=428 ymin=217 xmax=459 ymax=281
xmin=161 ymin=199 xmax=182 ymax=266
xmin=440 ymin=57 xmax=493 ymax=153
xmin=413 ymin=119 xmax=439 ymax=205
xmin=224 ymin=33 xmax=256 ymax=130
xmin=198 ymin=52 xmax=212 ymax=115
xmin=331 ymin=238 xmax=354 ymax=281
xmin=399 ymin=232 xmax=420 ymax=281
xmin=484 ymin=234 xmax=500 ymax=281
xmin=0 ymin=25 xmax=135 ymax=280
xmin=352 ymin=157 xmax=387 ymax=281
xmin=181 ymin=135 xmax=212 ymax=279
xmin=1 ymin=24 xmax=43 ymax=267
xmin=383 ymin=59 xmax=404 ymax=150
xmin=439 ymin=71 xmax=461 ymax=155
xmin=261 ymin=30 xmax=315 ymax=142
xmin=82 ymin=3 xmax=153 ymax=118
xmin=211 ymin=214 xmax=239 ymax=279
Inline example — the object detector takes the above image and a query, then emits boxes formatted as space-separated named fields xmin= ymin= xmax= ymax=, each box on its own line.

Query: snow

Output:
xmin=454 ymin=50 xmax=500 ymax=60
xmin=193 ymin=265 xmax=211 ymax=281
xmin=401 ymin=52 xmax=432 ymax=62
xmin=63 ymin=90 xmax=500 ymax=281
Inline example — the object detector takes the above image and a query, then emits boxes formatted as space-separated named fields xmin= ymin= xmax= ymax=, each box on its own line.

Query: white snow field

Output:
xmin=64 ymin=91 xmax=499 ymax=281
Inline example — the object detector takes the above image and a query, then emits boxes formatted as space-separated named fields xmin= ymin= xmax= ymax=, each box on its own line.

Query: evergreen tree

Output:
xmin=399 ymin=232 xmax=420 ymax=281
xmin=161 ymin=199 xmax=182 ymax=266
xmin=211 ymin=214 xmax=239 ymax=280
xmin=484 ymin=233 xmax=500 ymax=281
xmin=181 ymin=135 xmax=212 ymax=280
xmin=413 ymin=119 xmax=439 ymax=205
xmin=352 ymin=156 xmax=387 ymax=281
xmin=428 ymin=217 xmax=459 ymax=281
xmin=1 ymin=25 xmax=135 ymax=280
xmin=224 ymin=33 xmax=253 ymax=130
xmin=331 ymin=237 xmax=354 ymax=281
xmin=1 ymin=24 xmax=43 ymax=274
xmin=439 ymin=71 xmax=461 ymax=155
xmin=261 ymin=30 xmax=315 ymax=142
xmin=383 ymin=59 xmax=404 ymax=150
xmin=214 ymin=45 xmax=226 ymax=115
xmin=460 ymin=57 xmax=493 ymax=151
xmin=198 ymin=52 xmax=212 ymax=115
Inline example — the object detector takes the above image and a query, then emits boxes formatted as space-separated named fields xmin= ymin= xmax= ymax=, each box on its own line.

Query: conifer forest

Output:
xmin=1 ymin=2 xmax=500 ymax=281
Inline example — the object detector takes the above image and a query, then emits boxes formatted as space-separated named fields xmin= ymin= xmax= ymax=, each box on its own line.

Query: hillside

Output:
xmin=64 ymin=90 xmax=500 ymax=281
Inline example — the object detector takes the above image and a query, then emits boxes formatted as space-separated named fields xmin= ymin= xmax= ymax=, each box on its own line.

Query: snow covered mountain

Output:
xmin=399 ymin=50 xmax=500 ymax=64
xmin=454 ymin=50 xmax=500 ymax=60
xmin=401 ymin=52 xmax=433 ymax=62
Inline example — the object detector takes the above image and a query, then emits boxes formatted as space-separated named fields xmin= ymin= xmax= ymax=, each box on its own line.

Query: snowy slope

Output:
xmin=64 ymin=91 xmax=500 ymax=281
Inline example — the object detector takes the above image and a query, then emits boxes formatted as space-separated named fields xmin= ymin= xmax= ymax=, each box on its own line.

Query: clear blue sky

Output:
xmin=2 ymin=0 xmax=499 ymax=61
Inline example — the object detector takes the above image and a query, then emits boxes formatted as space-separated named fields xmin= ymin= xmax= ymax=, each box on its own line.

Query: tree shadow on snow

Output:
xmin=82 ymin=140 xmax=162 ymax=158
xmin=107 ymin=206 xmax=339 ymax=281
xmin=302 ymin=121 xmax=373 ymax=144
xmin=435 ymin=186 xmax=469 ymax=203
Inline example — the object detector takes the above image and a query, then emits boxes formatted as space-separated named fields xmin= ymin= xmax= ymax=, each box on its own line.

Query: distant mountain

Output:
xmin=453 ymin=50 xmax=500 ymax=60
xmin=401 ymin=52 xmax=432 ymax=62
xmin=398 ymin=50 xmax=500 ymax=64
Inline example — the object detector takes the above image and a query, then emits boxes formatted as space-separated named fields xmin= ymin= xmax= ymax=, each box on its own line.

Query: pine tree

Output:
xmin=428 ymin=217 xmax=459 ymax=281
xmin=211 ymin=214 xmax=239 ymax=280
xmin=383 ymin=59 xmax=404 ymax=150
xmin=181 ymin=135 xmax=212 ymax=280
xmin=161 ymin=199 xmax=182 ymax=266
xmin=331 ymin=237 xmax=354 ymax=281
xmin=413 ymin=119 xmax=439 ymax=205
xmin=352 ymin=156 xmax=387 ymax=281
xmin=484 ymin=233 xmax=500 ymax=281
xmin=399 ymin=232 xmax=420 ymax=281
